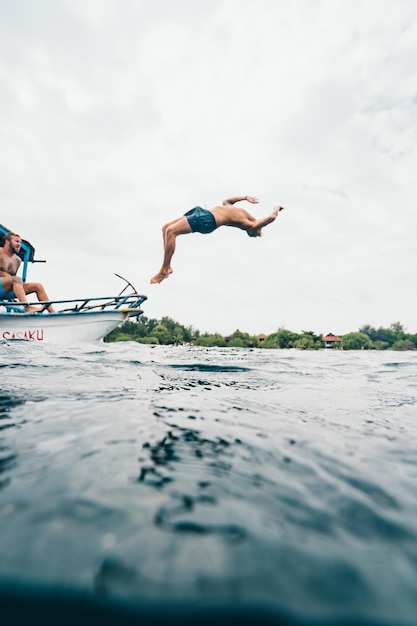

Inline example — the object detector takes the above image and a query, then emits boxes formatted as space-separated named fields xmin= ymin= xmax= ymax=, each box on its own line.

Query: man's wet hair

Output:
xmin=4 ymin=232 xmax=20 ymax=243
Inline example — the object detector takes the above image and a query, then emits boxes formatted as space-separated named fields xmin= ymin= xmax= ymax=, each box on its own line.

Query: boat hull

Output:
xmin=0 ymin=310 xmax=132 ymax=343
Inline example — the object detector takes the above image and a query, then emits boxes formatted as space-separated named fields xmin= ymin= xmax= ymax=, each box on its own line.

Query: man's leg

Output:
xmin=151 ymin=217 xmax=192 ymax=284
xmin=1 ymin=276 xmax=55 ymax=312
xmin=23 ymin=282 xmax=56 ymax=312
xmin=0 ymin=276 xmax=15 ymax=299
xmin=5 ymin=280 xmax=40 ymax=312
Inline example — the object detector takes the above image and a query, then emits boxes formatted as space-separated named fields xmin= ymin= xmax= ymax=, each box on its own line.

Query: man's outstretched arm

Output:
xmin=222 ymin=195 xmax=259 ymax=206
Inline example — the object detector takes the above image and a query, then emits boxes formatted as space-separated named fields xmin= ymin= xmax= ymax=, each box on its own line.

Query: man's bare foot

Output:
xmin=150 ymin=271 xmax=171 ymax=284
xmin=24 ymin=305 xmax=43 ymax=313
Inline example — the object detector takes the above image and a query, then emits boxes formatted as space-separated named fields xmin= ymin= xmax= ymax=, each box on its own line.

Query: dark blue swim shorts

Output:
xmin=184 ymin=206 xmax=217 ymax=234
xmin=0 ymin=280 xmax=15 ymax=299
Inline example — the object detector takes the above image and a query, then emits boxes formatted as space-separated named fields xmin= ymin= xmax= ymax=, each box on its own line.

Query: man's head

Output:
xmin=4 ymin=232 xmax=22 ymax=253
xmin=247 ymin=228 xmax=262 ymax=238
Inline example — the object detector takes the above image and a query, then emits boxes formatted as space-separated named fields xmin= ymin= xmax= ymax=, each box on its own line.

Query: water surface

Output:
xmin=1 ymin=342 xmax=417 ymax=624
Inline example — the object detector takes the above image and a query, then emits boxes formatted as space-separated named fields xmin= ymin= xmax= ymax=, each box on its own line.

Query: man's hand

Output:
xmin=245 ymin=196 xmax=259 ymax=204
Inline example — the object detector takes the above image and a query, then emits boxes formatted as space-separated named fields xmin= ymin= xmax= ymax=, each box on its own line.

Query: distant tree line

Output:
xmin=105 ymin=318 xmax=417 ymax=350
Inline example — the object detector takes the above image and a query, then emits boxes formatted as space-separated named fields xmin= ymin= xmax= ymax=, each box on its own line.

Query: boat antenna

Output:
xmin=114 ymin=273 xmax=138 ymax=295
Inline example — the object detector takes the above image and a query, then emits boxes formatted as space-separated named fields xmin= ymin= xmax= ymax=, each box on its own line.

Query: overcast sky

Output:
xmin=1 ymin=0 xmax=416 ymax=336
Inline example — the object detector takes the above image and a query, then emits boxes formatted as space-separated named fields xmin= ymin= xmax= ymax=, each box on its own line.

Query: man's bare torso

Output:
xmin=210 ymin=206 xmax=253 ymax=229
xmin=0 ymin=248 xmax=21 ymax=277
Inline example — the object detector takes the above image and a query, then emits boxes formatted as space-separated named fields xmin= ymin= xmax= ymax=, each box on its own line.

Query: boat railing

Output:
xmin=0 ymin=293 xmax=147 ymax=315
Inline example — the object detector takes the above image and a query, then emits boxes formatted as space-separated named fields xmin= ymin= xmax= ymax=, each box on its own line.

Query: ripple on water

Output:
xmin=167 ymin=363 xmax=251 ymax=372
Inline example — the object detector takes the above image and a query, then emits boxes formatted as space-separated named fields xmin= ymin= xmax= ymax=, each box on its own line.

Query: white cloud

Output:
xmin=1 ymin=0 xmax=417 ymax=335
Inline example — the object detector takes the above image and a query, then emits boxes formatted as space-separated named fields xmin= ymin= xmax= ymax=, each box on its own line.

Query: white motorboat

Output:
xmin=0 ymin=224 xmax=147 ymax=343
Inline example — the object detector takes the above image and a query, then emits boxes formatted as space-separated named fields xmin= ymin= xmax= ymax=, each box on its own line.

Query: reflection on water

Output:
xmin=0 ymin=392 xmax=27 ymax=416
xmin=0 ymin=343 xmax=417 ymax=625
xmin=0 ymin=392 xmax=26 ymax=490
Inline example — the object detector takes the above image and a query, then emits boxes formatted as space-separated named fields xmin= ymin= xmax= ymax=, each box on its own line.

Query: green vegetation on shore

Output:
xmin=105 ymin=318 xmax=417 ymax=350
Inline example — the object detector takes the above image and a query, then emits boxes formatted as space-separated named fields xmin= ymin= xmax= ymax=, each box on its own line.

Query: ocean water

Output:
xmin=1 ymin=342 xmax=417 ymax=625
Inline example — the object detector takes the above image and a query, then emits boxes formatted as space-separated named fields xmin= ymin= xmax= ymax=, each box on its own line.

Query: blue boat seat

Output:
xmin=0 ymin=297 xmax=26 ymax=313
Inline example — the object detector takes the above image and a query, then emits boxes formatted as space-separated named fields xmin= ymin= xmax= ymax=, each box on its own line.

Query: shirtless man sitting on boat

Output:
xmin=0 ymin=232 xmax=56 ymax=312
xmin=150 ymin=195 xmax=284 ymax=284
